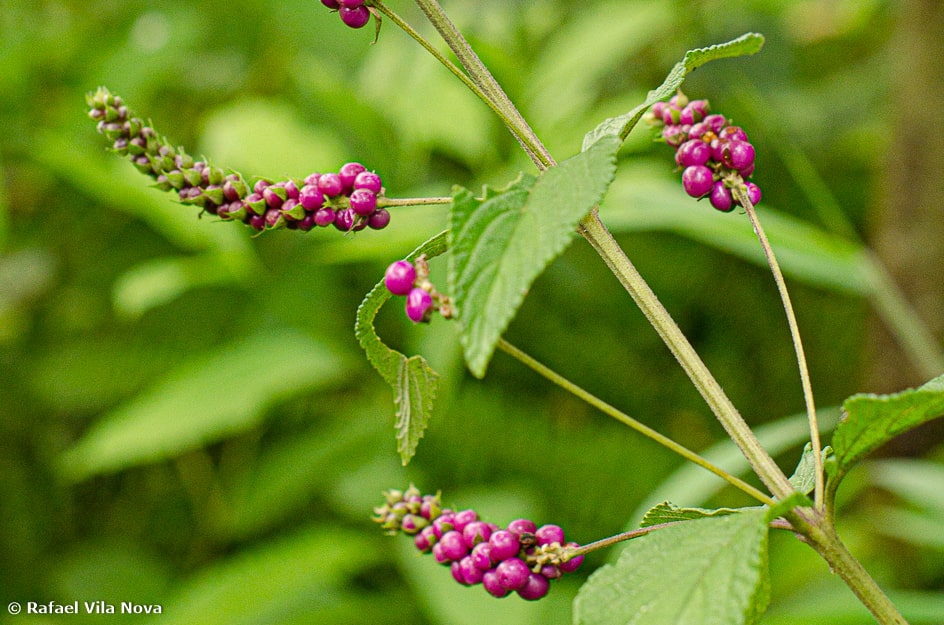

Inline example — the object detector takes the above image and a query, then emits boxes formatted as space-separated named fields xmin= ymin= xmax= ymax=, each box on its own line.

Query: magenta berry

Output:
xmin=722 ymin=139 xmax=756 ymax=171
xmin=321 ymin=0 xmax=340 ymax=7
xmin=745 ymin=181 xmax=762 ymax=205
xmin=405 ymin=287 xmax=433 ymax=323
xmin=517 ymin=573 xmax=550 ymax=601
xmin=496 ymin=557 xmax=531 ymax=591
xmin=367 ymin=207 xmax=391 ymax=230
xmin=339 ymin=5 xmax=370 ymax=28
xmin=470 ymin=542 xmax=494 ymax=570
xmin=710 ymin=181 xmax=734 ymax=212
xmin=535 ymin=524 xmax=565 ymax=546
xmin=338 ymin=161 xmax=366 ymax=190
xmin=506 ymin=519 xmax=537 ymax=538
xmin=354 ymin=170 xmax=383 ymax=194
xmin=439 ymin=530 xmax=470 ymax=561
xmin=349 ymin=188 xmax=377 ymax=216
xmin=487 ymin=530 xmax=520 ymax=561
xmin=339 ymin=0 xmax=364 ymax=7
xmin=559 ymin=544 xmax=584 ymax=573
xmin=317 ymin=172 xmax=344 ymax=197
xmin=299 ymin=184 xmax=324 ymax=211
xmin=482 ymin=569 xmax=510 ymax=598
xmin=462 ymin=521 xmax=493 ymax=548
xmin=384 ymin=260 xmax=416 ymax=296
xmin=682 ymin=165 xmax=714 ymax=198
xmin=675 ymin=139 xmax=711 ymax=167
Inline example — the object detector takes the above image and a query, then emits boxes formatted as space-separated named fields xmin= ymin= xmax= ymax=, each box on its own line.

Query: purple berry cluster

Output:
xmin=648 ymin=91 xmax=761 ymax=212
xmin=321 ymin=0 xmax=373 ymax=29
xmin=384 ymin=256 xmax=453 ymax=323
xmin=373 ymin=486 xmax=584 ymax=601
xmin=87 ymin=87 xmax=390 ymax=233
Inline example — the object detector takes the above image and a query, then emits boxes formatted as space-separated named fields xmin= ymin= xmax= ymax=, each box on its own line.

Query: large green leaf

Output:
xmin=830 ymin=373 xmax=944 ymax=483
xmin=59 ymin=329 xmax=349 ymax=481
xmin=448 ymin=136 xmax=619 ymax=377
xmin=574 ymin=507 xmax=771 ymax=625
xmin=582 ymin=33 xmax=765 ymax=151
xmin=354 ymin=230 xmax=449 ymax=465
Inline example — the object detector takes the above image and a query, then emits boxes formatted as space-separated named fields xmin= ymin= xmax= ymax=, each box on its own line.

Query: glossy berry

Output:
xmin=482 ymin=570 xmax=510 ymax=598
xmin=299 ymin=184 xmax=325 ymax=211
xmin=385 ymin=260 xmax=416 ymax=296
xmin=517 ymin=573 xmax=550 ymax=601
xmin=439 ymin=530 xmax=470 ymax=561
xmin=321 ymin=0 xmax=340 ymax=7
xmin=338 ymin=161 xmax=366 ymax=191
xmin=317 ymin=172 xmax=344 ymax=197
xmin=487 ymin=530 xmax=520 ymax=561
xmin=710 ymin=181 xmax=734 ymax=212
xmin=406 ymin=287 xmax=433 ymax=323
xmin=535 ymin=524 xmax=565 ymax=546
xmin=506 ymin=519 xmax=537 ymax=538
xmin=354 ymin=170 xmax=383 ymax=194
xmin=682 ymin=165 xmax=714 ymax=198
xmin=340 ymin=5 xmax=370 ymax=28
xmin=559 ymin=544 xmax=584 ymax=573
xmin=722 ymin=139 xmax=755 ymax=172
xmin=367 ymin=207 xmax=391 ymax=229
xmin=675 ymin=139 xmax=711 ymax=167
xmin=349 ymin=188 xmax=377 ymax=216
xmin=745 ymin=181 xmax=762 ymax=205
xmin=339 ymin=0 xmax=364 ymax=7
xmin=496 ymin=557 xmax=531 ymax=591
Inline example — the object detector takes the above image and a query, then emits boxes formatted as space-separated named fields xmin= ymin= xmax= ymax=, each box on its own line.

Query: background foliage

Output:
xmin=1 ymin=0 xmax=942 ymax=623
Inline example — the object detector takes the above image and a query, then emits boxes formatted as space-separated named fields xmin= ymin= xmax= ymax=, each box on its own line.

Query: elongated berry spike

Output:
xmin=88 ymin=87 xmax=391 ymax=235
xmin=374 ymin=486 xmax=583 ymax=601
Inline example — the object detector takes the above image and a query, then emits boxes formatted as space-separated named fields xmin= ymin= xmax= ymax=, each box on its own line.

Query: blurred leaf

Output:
xmin=355 ymin=230 xmax=449 ymax=464
xmin=449 ymin=136 xmax=619 ymax=377
xmin=582 ymin=33 xmax=765 ymax=150
xmin=869 ymin=458 xmax=944 ymax=516
xmin=762 ymin=587 xmax=944 ymax=625
xmin=149 ymin=526 xmax=390 ymax=625
xmin=112 ymin=252 xmax=248 ymax=319
xmin=198 ymin=98 xmax=348 ymax=180
xmin=59 ymin=329 xmax=351 ymax=481
xmin=829 ymin=373 xmax=944 ymax=484
xmin=601 ymin=166 xmax=872 ymax=294
xmin=574 ymin=507 xmax=771 ymax=625
xmin=525 ymin=0 xmax=674 ymax=134
xmin=867 ymin=505 xmax=944 ymax=551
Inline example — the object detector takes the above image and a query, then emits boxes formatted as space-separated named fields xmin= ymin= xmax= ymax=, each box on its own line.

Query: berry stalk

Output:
xmin=496 ymin=339 xmax=774 ymax=506
xmin=734 ymin=183 xmax=824 ymax=509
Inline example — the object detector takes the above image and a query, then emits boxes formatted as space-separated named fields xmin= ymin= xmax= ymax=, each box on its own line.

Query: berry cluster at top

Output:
xmin=384 ymin=256 xmax=453 ymax=323
xmin=87 ymin=87 xmax=390 ymax=233
xmin=374 ymin=486 xmax=584 ymax=601
xmin=321 ymin=0 xmax=374 ymax=29
xmin=647 ymin=91 xmax=761 ymax=212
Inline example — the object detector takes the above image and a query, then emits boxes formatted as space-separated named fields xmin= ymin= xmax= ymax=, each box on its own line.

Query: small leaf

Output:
xmin=354 ymin=231 xmax=449 ymax=464
xmin=449 ymin=136 xmax=619 ymax=377
xmin=582 ymin=33 xmax=765 ymax=151
xmin=788 ymin=443 xmax=833 ymax=495
xmin=640 ymin=501 xmax=741 ymax=527
xmin=830 ymin=373 xmax=944 ymax=483
xmin=574 ymin=507 xmax=771 ymax=625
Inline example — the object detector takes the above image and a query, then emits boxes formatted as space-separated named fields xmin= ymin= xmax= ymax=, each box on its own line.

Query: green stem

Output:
xmin=408 ymin=0 xmax=555 ymax=170
xmin=796 ymin=517 xmax=910 ymax=625
xmin=577 ymin=210 xmax=797 ymax=501
xmin=735 ymin=184 xmax=824 ymax=510
xmin=497 ymin=339 xmax=774 ymax=506
xmin=378 ymin=196 xmax=452 ymax=208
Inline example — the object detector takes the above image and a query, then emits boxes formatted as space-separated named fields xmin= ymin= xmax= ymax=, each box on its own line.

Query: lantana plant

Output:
xmin=87 ymin=2 xmax=944 ymax=624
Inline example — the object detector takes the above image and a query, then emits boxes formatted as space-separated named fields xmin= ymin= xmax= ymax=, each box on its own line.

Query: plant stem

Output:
xmin=735 ymin=184 xmax=824 ymax=510
xmin=378 ymin=196 xmax=452 ymax=208
xmin=408 ymin=0 xmax=555 ymax=170
xmin=576 ymin=209 xmax=797 ymax=501
xmin=496 ymin=339 xmax=774 ymax=506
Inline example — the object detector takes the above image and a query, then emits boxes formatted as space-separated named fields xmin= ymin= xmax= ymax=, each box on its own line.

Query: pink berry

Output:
xmin=559 ymin=543 xmax=584 ymax=573
xmin=487 ymin=530 xmax=520 ymax=561
xmin=338 ymin=161 xmax=366 ymax=191
xmin=482 ymin=569 xmax=509 ymax=598
xmin=299 ymin=184 xmax=325 ymax=211
xmin=722 ymin=139 xmax=755 ymax=171
xmin=385 ymin=261 xmax=416 ymax=295
xmin=745 ymin=181 xmax=762 ymax=205
xmin=339 ymin=5 xmax=370 ymax=28
xmin=675 ymin=139 xmax=711 ymax=167
xmin=506 ymin=519 xmax=537 ymax=538
xmin=317 ymin=172 xmax=344 ymax=197
xmin=535 ymin=524 xmax=565 ymax=546
xmin=516 ymin=573 xmax=550 ymax=601
xmin=367 ymin=207 xmax=391 ymax=230
xmin=439 ymin=530 xmax=469 ymax=561
xmin=321 ymin=0 xmax=340 ymax=7
xmin=354 ymin=170 xmax=383 ymax=194
xmin=405 ymin=288 xmax=433 ymax=323
xmin=496 ymin=557 xmax=530 ymax=591
xmin=682 ymin=165 xmax=714 ymax=198
xmin=349 ymin=188 xmax=377 ymax=216
xmin=710 ymin=181 xmax=734 ymax=212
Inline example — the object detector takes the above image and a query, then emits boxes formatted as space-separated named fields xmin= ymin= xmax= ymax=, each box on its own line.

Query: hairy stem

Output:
xmin=577 ymin=209 xmax=797 ymax=501
xmin=497 ymin=339 xmax=774 ymax=506
xmin=409 ymin=0 xmax=555 ymax=170
xmin=734 ymin=184 xmax=824 ymax=510
xmin=378 ymin=196 xmax=452 ymax=208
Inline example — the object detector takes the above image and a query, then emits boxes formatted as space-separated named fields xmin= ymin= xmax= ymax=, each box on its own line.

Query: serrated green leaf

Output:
xmin=582 ymin=33 xmax=765 ymax=151
xmin=574 ymin=508 xmax=771 ymax=625
xmin=59 ymin=330 xmax=350 ymax=481
xmin=831 ymin=373 xmax=944 ymax=483
xmin=449 ymin=137 xmax=620 ymax=377
xmin=354 ymin=231 xmax=449 ymax=464
xmin=640 ymin=501 xmax=741 ymax=527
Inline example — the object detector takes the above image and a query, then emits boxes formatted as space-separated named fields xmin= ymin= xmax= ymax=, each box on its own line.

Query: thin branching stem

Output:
xmin=733 ymin=183 xmax=824 ymax=510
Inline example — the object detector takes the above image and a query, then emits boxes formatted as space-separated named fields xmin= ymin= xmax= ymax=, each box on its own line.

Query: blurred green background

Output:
xmin=1 ymin=0 xmax=943 ymax=623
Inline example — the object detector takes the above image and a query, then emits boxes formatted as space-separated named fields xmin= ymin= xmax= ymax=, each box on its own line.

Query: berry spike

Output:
xmin=374 ymin=486 xmax=583 ymax=601
xmin=87 ymin=87 xmax=392 ymax=235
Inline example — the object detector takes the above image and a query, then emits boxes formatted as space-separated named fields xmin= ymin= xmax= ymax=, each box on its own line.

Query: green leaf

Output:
xmin=640 ymin=501 xmax=741 ymax=527
xmin=59 ymin=330 xmax=351 ymax=481
xmin=830 ymin=373 xmax=944 ymax=482
xmin=354 ymin=230 xmax=450 ymax=465
xmin=582 ymin=33 xmax=765 ymax=151
xmin=574 ymin=507 xmax=771 ymax=625
xmin=449 ymin=136 xmax=619 ymax=377
xmin=788 ymin=443 xmax=833 ymax=495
